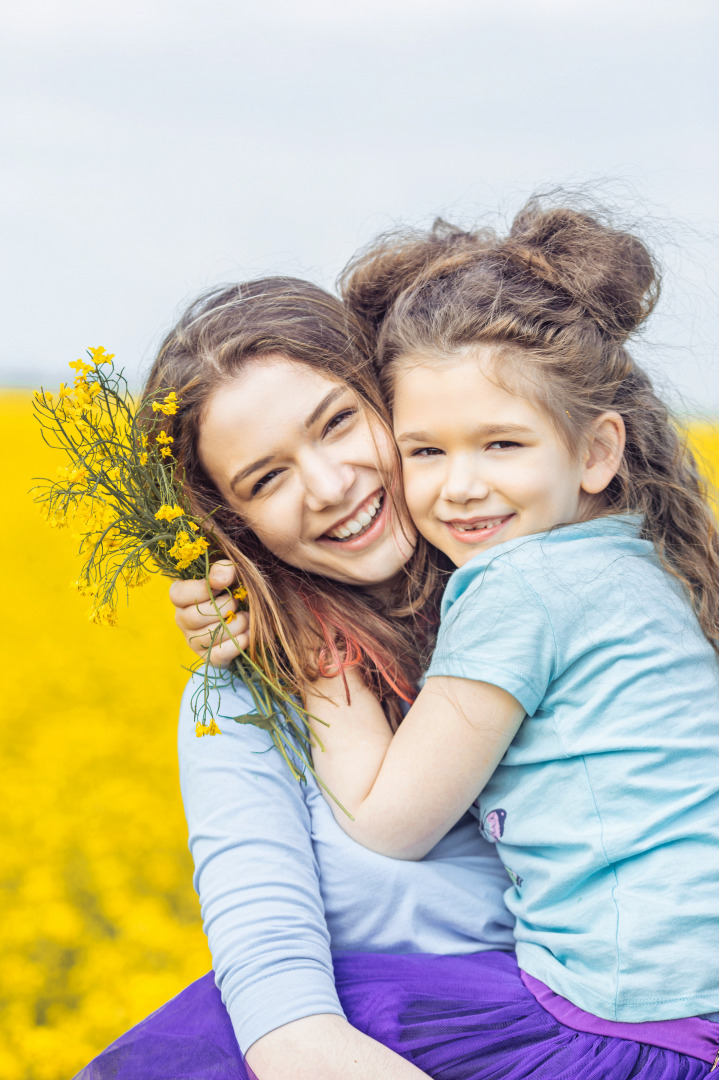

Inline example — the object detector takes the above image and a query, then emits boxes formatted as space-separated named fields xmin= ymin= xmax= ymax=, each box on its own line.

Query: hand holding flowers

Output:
xmin=33 ymin=349 xmax=341 ymax=802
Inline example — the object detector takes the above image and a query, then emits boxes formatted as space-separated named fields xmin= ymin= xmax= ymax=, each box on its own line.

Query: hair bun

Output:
xmin=508 ymin=200 xmax=660 ymax=340
xmin=339 ymin=219 xmax=492 ymax=336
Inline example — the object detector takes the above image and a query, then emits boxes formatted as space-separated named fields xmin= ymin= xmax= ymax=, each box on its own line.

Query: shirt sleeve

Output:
xmin=177 ymin=672 xmax=345 ymax=1054
xmin=425 ymin=558 xmax=558 ymax=716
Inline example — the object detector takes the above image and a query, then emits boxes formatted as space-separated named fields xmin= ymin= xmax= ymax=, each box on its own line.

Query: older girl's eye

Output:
xmin=487 ymin=440 xmax=520 ymax=450
xmin=410 ymin=447 xmax=444 ymax=457
xmin=324 ymin=408 xmax=356 ymax=436
xmin=251 ymin=469 xmax=282 ymax=496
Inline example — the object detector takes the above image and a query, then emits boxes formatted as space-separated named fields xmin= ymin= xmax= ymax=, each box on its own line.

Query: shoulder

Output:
xmin=177 ymin=669 xmax=312 ymax=800
xmin=442 ymin=515 xmax=650 ymax=620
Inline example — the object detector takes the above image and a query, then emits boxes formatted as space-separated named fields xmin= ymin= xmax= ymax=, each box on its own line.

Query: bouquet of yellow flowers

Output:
xmin=33 ymin=347 xmax=335 ymax=796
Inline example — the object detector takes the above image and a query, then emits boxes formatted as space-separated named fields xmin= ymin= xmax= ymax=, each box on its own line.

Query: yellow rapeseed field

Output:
xmin=1 ymin=391 xmax=718 ymax=1079
xmin=1 ymin=393 xmax=211 ymax=1079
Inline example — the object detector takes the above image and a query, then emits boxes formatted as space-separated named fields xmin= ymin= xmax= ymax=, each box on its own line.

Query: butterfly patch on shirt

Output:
xmin=478 ymin=806 xmax=506 ymax=843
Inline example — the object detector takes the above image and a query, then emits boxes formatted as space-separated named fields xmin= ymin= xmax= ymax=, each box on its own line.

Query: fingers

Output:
xmin=207 ymin=560 xmax=238 ymax=591
xmin=206 ymin=628 xmax=248 ymax=667
xmin=187 ymin=611 xmax=250 ymax=663
xmin=176 ymin=592 xmax=238 ymax=633
xmin=168 ymin=560 xmax=238 ymax=608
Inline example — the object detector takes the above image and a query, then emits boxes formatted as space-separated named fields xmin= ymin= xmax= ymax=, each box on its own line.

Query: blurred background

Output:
xmin=1 ymin=1 xmax=717 ymax=1076
xmin=2 ymin=0 xmax=717 ymax=407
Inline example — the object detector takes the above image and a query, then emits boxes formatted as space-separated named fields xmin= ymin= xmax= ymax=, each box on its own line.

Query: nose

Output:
xmin=441 ymin=453 xmax=490 ymax=505
xmin=301 ymin=448 xmax=355 ymax=512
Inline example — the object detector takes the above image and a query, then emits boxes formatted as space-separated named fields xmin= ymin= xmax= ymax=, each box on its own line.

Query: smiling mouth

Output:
xmin=443 ymin=514 xmax=514 ymax=540
xmin=322 ymin=492 xmax=384 ymax=542
xmin=447 ymin=514 xmax=509 ymax=532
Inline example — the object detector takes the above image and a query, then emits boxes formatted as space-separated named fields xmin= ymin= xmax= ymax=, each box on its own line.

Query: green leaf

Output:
xmin=233 ymin=713 xmax=275 ymax=731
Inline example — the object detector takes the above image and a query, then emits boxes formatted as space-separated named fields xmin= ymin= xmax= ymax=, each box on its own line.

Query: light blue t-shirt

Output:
xmin=178 ymin=674 xmax=515 ymax=1053
xmin=426 ymin=515 xmax=719 ymax=1023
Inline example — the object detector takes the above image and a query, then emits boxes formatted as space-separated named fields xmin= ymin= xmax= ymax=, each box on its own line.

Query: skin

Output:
xmin=173 ymin=355 xmax=416 ymax=662
xmin=307 ymin=347 xmax=626 ymax=857
xmin=174 ymin=356 xmax=426 ymax=1078
xmin=170 ymin=346 xmax=624 ymax=1070
xmin=395 ymin=348 xmax=617 ymax=567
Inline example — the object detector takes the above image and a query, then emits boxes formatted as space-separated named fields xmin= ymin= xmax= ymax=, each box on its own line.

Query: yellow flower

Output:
xmin=156 ymin=431 xmax=174 ymax=445
xmin=189 ymin=522 xmax=199 ymax=532
xmin=160 ymin=446 xmax=173 ymax=458
xmin=62 ymin=466 xmax=89 ymax=486
xmin=73 ymin=578 xmax=100 ymax=596
xmin=69 ymin=358 xmax=94 ymax=378
xmin=121 ymin=568 xmax=151 ymax=588
xmin=195 ymin=720 xmax=221 ymax=736
xmin=168 ymin=531 xmax=209 ymax=570
xmin=90 ymin=602 xmax=117 ymax=626
xmin=88 ymin=346 xmax=115 ymax=366
xmin=224 ymin=609 xmax=237 ymax=623
xmin=34 ymin=389 xmax=54 ymax=407
xmin=73 ymin=379 xmax=99 ymax=409
xmin=152 ymin=392 xmax=179 ymax=416
xmin=154 ymin=505 xmax=183 ymax=523
xmin=232 ymin=585 xmax=248 ymax=602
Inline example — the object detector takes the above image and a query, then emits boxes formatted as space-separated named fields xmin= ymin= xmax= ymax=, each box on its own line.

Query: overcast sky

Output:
xmin=2 ymin=0 xmax=717 ymax=410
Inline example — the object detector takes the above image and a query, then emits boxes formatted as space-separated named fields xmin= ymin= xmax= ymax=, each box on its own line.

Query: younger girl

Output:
xmin=308 ymin=200 xmax=719 ymax=1048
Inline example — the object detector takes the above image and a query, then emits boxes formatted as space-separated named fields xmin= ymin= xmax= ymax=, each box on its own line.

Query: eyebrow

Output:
xmin=396 ymin=423 xmax=535 ymax=444
xmin=229 ymin=386 xmax=348 ymax=491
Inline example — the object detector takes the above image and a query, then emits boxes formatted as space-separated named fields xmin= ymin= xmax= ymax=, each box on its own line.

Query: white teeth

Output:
xmin=453 ymin=516 xmax=505 ymax=532
xmin=325 ymin=494 xmax=383 ymax=540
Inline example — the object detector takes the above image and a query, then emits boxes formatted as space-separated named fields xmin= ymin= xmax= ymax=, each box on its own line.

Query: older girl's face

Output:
xmin=198 ymin=356 xmax=416 ymax=587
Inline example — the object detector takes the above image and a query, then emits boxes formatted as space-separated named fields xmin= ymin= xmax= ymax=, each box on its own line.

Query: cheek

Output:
xmin=242 ymin=500 xmax=302 ymax=560
xmin=401 ymin=466 xmax=433 ymax=518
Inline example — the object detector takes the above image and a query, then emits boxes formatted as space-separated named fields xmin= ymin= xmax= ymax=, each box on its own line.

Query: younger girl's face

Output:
xmin=393 ymin=349 xmax=588 ymax=568
xmin=198 ymin=356 xmax=416 ymax=587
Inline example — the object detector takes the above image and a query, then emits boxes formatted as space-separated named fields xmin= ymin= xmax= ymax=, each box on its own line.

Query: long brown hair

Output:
xmin=340 ymin=196 xmax=719 ymax=650
xmin=144 ymin=278 xmax=434 ymax=725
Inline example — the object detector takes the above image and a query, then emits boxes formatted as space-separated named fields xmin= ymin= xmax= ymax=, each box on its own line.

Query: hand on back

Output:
xmin=169 ymin=560 xmax=248 ymax=666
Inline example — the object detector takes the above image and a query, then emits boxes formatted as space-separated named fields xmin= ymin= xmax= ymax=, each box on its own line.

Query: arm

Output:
xmin=178 ymin=673 xmax=431 ymax=1079
xmin=246 ymin=1014 xmax=432 ymax=1080
xmin=307 ymin=666 xmax=524 ymax=860
xmin=170 ymin=559 xmax=246 ymax=666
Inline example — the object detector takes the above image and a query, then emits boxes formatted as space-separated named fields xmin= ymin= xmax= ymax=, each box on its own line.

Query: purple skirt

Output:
xmin=74 ymin=951 xmax=713 ymax=1079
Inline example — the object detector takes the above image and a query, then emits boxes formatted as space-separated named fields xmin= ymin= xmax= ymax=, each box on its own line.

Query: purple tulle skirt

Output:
xmin=74 ymin=951 xmax=713 ymax=1079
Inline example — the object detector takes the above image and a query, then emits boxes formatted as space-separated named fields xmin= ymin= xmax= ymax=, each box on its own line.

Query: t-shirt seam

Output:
xmin=428 ymin=654 xmax=542 ymax=707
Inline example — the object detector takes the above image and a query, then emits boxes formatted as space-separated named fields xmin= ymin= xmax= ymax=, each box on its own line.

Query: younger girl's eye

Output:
xmin=487 ymin=440 xmax=520 ymax=451
xmin=324 ymin=408 xmax=356 ymax=436
xmin=251 ymin=469 xmax=282 ymax=496
xmin=410 ymin=447 xmax=444 ymax=457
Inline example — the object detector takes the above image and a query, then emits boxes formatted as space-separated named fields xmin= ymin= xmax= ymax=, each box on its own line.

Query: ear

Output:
xmin=580 ymin=411 xmax=626 ymax=495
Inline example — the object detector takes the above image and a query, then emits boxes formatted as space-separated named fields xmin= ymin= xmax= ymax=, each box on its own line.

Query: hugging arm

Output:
xmin=178 ymin=675 xmax=431 ymax=1079
xmin=307 ymin=667 xmax=524 ymax=860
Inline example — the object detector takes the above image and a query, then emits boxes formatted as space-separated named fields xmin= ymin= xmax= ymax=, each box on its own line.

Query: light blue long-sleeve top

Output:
xmin=178 ymin=673 xmax=515 ymax=1054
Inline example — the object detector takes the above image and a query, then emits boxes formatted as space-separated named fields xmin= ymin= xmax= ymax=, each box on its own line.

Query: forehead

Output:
xmin=197 ymin=357 xmax=352 ymax=482
xmin=392 ymin=348 xmax=547 ymax=427
xmin=204 ymin=356 xmax=347 ymax=427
